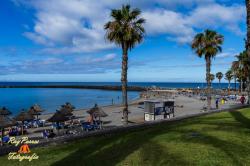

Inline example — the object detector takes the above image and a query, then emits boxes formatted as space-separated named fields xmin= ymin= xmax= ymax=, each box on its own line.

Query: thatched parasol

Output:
xmin=15 ymin=110 xmax=35 ymax=122
xmin=28 ymin=104 xmax=44 ymax=120
xmin=47 ymin=111 xmax=71 ymax=134
xmin=0 ymin=116 xmax=15 ymax=146
xmin=15 ymin=110 xmax=35 ymax=135
xmin=0 ymin=107 xmax=12 ymax=116
xmin=0 ymin=116 xmax=14 ymax=128
xmin=47 ymin=111 xmax=70 ymax=123
xmin=87 ymin=104 xmax=107 ymax=129
xmin=57 ymin=108 xmax=73 ymax=117
xmin=87 ymin=104 xmax=107 ymax=117
xmin=61 ymin=102 xmax=75 ymax=112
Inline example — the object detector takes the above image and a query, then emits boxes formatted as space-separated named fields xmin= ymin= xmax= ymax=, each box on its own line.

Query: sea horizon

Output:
xmin=0 ymin=81 xmax=237 ymax=89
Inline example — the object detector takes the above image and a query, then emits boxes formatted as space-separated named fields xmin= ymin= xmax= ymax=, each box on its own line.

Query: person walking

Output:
xmin=240 ymin=95 xmax=246 ymax=105
xmin=216 ymin=98 xmax=219 ymax=109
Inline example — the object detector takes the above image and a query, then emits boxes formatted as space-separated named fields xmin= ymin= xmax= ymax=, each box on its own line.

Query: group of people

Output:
xmin=215 ymin=95 xmax=247 ymax=109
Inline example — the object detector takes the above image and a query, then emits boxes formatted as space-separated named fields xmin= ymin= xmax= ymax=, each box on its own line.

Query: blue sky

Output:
xmin=0 ymin=0 xmax=246 ymax=82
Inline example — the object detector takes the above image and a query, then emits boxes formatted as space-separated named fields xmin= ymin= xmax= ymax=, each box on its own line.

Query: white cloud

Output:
xmin=143 ymin=3 xmax=245 ymax=43
xmin=143 ymin=9 xmax=194 ymax=43
xmin=15 ymin=0 xmax=245 ymax=52
xmin=76 ymin=53 xmax=117 ymax=64
xmin=23 ymin=32 xmax=54 ymax=46
xmin=187 ymin=4 xmax=245 ymax=35
xmin=0 ymin=53 xmax=121 ymax=74
xmin=41 ymin=58 xmax=64 ymax=65
xmin=217 ymin=52 xmax=236 ymax=58
xmin=18 ymin=0 xmax=113 ymax=54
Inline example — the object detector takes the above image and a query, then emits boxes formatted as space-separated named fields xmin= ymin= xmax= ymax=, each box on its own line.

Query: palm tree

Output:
xmin=209 ymin=74 xmax=215 ymax=83
xmin=216 ymin=72 xmax=223 ymax=89
xmin=235 ymin=51 xmax=250 ymax=92
xmin=191 ymin=29 xmax=224 ymax=110
xmin=231 ymin=61 xmax=239 ymax=92
xmin=245 ymin=0 xmax=250 ymax=104
xmin=104 ymin=5 xmax=145 ymax=124
xmin=237 ymin=69 xmax=245 ymax=93
xmin=225 ymin=70 xmax=233 ymax=92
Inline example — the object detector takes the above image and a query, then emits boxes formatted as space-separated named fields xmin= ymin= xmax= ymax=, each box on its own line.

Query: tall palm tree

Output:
xmin=236 ymin=51 xmax=250 ymax=92
xmin=237 ymin=69 xmax=245 ymax=93
xmin=104 ymin=5 xmax=145 ymax=124
xmin=192 ymin=29 xmax=224 ymax=110
xmin=216 ymin=72 xmax=223 ymax=89
xmin=225 ymin=70 xmax=233 ymax=91
xmin=231 ymin=61 xmax=239 ymax=92
xmin=245 ymin=0 xmax=250 ymax=104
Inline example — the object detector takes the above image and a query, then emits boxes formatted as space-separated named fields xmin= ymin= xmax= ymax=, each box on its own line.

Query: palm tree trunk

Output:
xmin=1 ymin=128 xmax=4 ymax=146
xmin=56 ymin=122 xmax=60 ymax=135
xmin=219 ymin=79 xmax=221 ymax=89
xmin=228 ymin=81 xmax=231 ymax=95
xmin=22 ymin=121 xmax=24 ymax=135
xmin=234 ymin=76 xmax=237 ymax=97
xmin=234 ymin=77 xmax=237 ymax=92
xmin=247 ymin=77 xmax=250 ymax=104
xmin=246 ymin=0 xmax=250 ymax=105
xmin=121 ymin=45 xmax=128 ymax=125
xmin=206 ymin=56 xmax=211 ymax=110
xmin=241 ymin=79 xmax=243 ymax=93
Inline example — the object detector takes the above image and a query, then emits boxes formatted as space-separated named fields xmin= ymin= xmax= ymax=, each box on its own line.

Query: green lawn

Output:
xmin=1 ymin=108 xmax=250 ymax=166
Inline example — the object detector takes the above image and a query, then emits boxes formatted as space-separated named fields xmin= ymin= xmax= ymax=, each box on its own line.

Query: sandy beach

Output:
xmin=25 ymin=92 xmax=243 ymax=138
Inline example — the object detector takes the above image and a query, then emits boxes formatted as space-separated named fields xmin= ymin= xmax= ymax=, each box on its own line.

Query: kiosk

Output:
xmin=144 ymin=99 xmax=174 ymax=121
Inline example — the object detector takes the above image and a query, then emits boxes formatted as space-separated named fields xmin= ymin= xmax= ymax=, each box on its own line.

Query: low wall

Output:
xmin=0 ymin=104 xmax=249 ymax=156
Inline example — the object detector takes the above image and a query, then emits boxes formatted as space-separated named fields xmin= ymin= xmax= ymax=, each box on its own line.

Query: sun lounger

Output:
xmin=2 ymin=136 xmax=10 ymax=143
xmin=82 ymin=122 xmax=97 ymax=131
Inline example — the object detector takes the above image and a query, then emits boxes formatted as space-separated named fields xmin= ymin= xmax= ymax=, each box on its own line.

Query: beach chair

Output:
xmin=2 ymin=136 xmax=10 ymax=143
xmin=52 ymin=123 xmax=57 ymax=129
xmin=93 ymin=120 xmax=101 ymax=130
xmin=42 ymin=130 xmax=49 ymax=139
xmin=82 ymin=122 xmax=95 ymax=131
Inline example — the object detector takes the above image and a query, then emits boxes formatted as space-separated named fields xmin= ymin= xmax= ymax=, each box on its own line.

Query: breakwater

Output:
xmin=0 ymin=85 xmax=146 ymax=91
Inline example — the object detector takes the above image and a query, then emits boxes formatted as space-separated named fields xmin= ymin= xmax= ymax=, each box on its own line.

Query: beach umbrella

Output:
xmin=61 ymin=102 xmax=75 ymax=112
xmin=47 ymin=111 xmax=70 ymax=134
xmin=28 ymin=104 xmax=44 ymax=120
xmin=47 ymin=111 xmax=70 ymax=123
xmin=15 ymin=110 xmax=35 ymax=135
xmin=0 ymin=116 xmax=15 ymax=146
xmin=87 ymin=104 xmax=108 ymax=117
xmin=15 ymin=110 xmax=35 ymax=122
xmin=57 ymin=108 xmax=73 ymax=117
xmin=0 ymin=107 xmax=12 ymax=116
xmin=87 ymin=104 xmax=107 ymax=129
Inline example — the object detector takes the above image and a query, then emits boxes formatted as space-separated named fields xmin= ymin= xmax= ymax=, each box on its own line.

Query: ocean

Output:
xmin=0 ymin=82 xmax=235 ymax=89
xmin=0 ymin=82 xmax=237 ymax=115
xmin=0 ymin=88 xmax=139 ymax=115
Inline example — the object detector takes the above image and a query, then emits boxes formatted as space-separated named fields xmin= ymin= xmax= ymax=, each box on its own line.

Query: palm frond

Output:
xmin=104 ymin=4 xmax=145 ymax=50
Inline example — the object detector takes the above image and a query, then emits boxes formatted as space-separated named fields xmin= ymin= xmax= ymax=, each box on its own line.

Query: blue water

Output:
xmin=0 ymin=88 xmax=139 ymax=115
xmin=0 ymin=82 xmax=238 ymax=115
xmin=0 ymin=82 xmax=237 ymax=89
